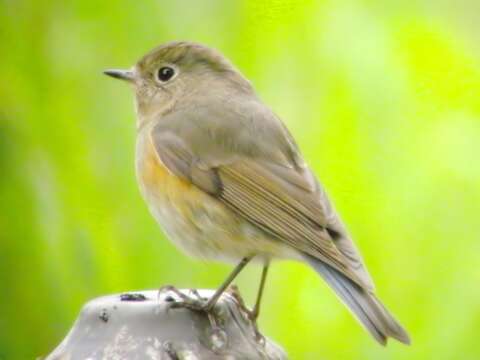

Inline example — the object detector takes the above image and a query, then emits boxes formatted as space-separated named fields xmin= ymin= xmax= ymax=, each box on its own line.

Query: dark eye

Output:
xmin=157 ymin=66 xmax=175 ymax=82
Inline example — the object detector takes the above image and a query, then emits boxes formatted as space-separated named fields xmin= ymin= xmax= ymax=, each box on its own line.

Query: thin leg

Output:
xmin=205 ymin=256 xmax=253 ymax=311
xmin=250 ymin=259 xmax=270 ymax=320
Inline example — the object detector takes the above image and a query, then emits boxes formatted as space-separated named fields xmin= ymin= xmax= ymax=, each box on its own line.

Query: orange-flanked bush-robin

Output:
xmin=104 ymin=41 xmax=410 ymax=345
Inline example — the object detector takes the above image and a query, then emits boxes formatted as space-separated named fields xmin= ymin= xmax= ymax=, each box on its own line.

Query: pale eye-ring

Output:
xmin=157 ymin=66 xmax=175 ymax=82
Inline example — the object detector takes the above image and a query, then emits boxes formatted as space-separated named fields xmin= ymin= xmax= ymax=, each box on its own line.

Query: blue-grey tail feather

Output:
xmin=304 ymin=254 xmax=410 ymax=345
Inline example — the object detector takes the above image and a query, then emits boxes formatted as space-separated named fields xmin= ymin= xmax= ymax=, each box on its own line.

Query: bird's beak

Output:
xmin=103 ymin=69 xmax=135 ymax=82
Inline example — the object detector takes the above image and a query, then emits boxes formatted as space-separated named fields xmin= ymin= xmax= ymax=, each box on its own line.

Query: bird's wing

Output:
xmin=150 ymin=127 xmax=373 ymax=289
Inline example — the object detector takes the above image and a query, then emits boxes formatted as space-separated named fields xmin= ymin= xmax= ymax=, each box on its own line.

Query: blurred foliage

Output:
xmin=1 ymin=0 xmax=480 ymax=359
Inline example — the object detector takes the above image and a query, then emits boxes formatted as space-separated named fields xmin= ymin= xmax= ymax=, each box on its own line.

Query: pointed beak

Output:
xmin=103 ymin=69 xmax=135 ymax=82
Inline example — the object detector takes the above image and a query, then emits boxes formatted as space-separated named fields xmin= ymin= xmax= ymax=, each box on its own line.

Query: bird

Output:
xmin=104 ymin=41 xmax=410 ymax=345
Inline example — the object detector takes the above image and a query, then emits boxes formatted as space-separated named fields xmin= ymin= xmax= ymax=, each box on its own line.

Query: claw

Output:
xmin=158 ymin=285 xmax=206 ymax=314
xmin=169 ymin=299 xmax=207 ymax=312
xmin=189 ymin=288 xmax=207 ymax=301
xmin=227 ymin=285 xmax=264 ymax=345
xmin=157 ymin=285 xmax=183 ymax=302
xmin=158 ymin=286 xmax=212 ymax=313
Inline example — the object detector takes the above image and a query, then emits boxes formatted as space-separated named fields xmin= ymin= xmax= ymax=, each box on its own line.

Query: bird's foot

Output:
xmin=158 ymin=285 xmax=209 ymax=312
xmin=249 ymin=317 xmax=265 ymax=344
xmin=158 ymin=285 xmax=227 ymax=349
xmin=227 ymin=285 xmax=265 ymax=344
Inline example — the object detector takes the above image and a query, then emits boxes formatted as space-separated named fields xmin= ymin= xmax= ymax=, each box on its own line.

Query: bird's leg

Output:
xmin=167 ymin=256 xmax=253 ymax=313
xmin=247 ymin=259 xmax=270 ymax=342
xmin=203 ymin=256 xmax=253 ymax=312
xmin=249 ymin=259 xmax=270 ymax=321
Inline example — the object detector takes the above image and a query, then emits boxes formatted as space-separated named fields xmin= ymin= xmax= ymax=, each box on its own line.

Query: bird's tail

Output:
xmin=304 ymin=254 xmax=410 ymax=345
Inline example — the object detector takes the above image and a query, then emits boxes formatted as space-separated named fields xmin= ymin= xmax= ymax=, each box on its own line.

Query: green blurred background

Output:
xmin=1 ymin=0 xmax=480 ymax=358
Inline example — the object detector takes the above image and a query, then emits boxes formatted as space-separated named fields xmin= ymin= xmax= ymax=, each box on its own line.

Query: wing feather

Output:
xmin=151 ymin=127 xmax=368 ymax=288
xmin=217 ymin=161 xmax=364 ymax=285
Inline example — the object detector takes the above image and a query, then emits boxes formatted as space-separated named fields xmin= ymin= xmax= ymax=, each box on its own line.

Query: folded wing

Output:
xmin=150 ymin=128 xmax=373 ymax=289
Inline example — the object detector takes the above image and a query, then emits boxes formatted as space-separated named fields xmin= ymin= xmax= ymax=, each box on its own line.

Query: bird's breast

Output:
xmin=135 ymin=129 xmax=242 ymax=261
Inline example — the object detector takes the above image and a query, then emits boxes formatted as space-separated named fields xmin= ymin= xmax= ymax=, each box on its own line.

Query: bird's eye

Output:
xmin=157 ymin=66 xmax=175 ymax=82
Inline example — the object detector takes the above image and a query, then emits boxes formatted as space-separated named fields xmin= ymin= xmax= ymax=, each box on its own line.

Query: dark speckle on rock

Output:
xmin=120 ymin=293 xmax=147 ymax=302
xmin=99 ymin=308 xmax=109 ymax=323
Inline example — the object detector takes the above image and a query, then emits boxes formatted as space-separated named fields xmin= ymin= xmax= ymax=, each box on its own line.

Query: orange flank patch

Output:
xmin=140 ymin=136 xmax=192 ymax=190
xmin=138 ymin=134 xmax=209 ymax=214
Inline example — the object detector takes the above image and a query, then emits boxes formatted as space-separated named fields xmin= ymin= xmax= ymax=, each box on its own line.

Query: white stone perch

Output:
xmin=46 ymin=287 xmax=287 ymax=359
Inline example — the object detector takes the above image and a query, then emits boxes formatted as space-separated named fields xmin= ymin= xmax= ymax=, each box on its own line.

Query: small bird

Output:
xmin=104 ymin=41 xmax=410 ymax=345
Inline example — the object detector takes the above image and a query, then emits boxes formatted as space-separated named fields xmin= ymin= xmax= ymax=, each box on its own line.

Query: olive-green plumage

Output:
xmin=105 ymin=41 xmax=410 ymax=345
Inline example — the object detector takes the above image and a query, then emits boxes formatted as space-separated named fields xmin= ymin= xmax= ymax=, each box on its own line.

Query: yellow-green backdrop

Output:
xmin=1 ymin=0 xmax=479 ymax=359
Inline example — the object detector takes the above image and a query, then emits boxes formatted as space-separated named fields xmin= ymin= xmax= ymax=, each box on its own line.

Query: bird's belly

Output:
xmin=136 ymin=132 xmax=297 ymax=263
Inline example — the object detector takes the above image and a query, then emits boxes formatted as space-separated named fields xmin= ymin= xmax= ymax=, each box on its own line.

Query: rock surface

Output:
xmin=46 ymin=287 xmax=287 ymax=360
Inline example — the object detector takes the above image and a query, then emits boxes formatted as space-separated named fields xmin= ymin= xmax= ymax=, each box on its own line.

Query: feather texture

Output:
xmin=304 ymin=254 xmax=410 ymax=345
